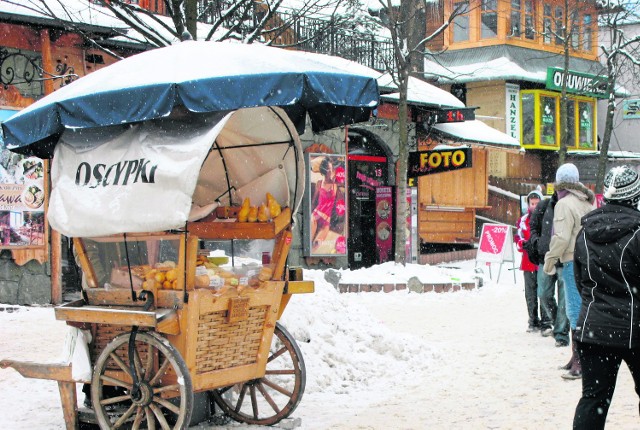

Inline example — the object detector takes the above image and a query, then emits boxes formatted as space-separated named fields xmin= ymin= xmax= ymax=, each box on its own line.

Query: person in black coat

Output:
xmin=572 ymin=165 xmax=640 ymax=429
xmin=524 ymin=192 xmax=570 ymax=348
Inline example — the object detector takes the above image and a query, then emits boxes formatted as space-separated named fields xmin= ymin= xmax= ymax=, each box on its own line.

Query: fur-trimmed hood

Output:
xmin=555 ymin=181 xmax=595 ymax=204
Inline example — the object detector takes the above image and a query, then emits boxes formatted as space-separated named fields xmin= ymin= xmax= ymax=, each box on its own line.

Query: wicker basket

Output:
xmin=195 ymin=305 xmax=267 ymax=373
xmin=90 ymin=324 xmax=150 ymax=370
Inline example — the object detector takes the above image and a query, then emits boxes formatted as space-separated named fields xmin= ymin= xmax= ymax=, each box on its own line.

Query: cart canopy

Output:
xmin=0 ymin=41 xmax=379 ymax=157
xmin=49 ymin=106 xmax=304 ymax=237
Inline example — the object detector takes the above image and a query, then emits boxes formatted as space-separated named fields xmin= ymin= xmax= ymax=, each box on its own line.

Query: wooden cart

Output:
xmin=2 ymin=207 xmax=313 ymax=429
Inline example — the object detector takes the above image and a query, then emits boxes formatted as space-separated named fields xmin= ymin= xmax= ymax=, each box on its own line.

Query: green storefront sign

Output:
xmin=546 ymin=67 xmax=607 ymax=99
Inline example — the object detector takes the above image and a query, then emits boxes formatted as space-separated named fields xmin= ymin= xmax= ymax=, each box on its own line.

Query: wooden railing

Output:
xmin=477 ymin=176 xmax=545 ymax=228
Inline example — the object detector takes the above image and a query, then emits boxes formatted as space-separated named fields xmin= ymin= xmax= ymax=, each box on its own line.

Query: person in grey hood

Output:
xmin=544 ymin=163 xmax=595 ymax=380
xmin=572 ymin=165 xmax=640 ymax=429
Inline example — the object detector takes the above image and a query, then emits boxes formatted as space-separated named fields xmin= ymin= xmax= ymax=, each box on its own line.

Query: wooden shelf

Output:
xmin=187 ymin=207 xmax=291 ymax=240
xmin=55 ymin=300 xmax=180 ymax=335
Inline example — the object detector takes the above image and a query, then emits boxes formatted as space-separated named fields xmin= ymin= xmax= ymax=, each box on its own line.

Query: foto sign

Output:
xmin=407 ymin=147 xmax=472 ymax=179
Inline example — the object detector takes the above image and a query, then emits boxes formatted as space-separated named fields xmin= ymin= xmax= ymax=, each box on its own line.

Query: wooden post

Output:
xmin=40 ymin=29 xmax=62 ymax=304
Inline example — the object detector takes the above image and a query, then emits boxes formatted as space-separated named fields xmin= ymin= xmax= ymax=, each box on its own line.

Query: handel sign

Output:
xmin=407 ymin=148 xmax=472 ymax=179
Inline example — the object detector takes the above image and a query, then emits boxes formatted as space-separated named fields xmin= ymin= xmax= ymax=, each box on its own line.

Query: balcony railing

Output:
xmin=195 ymin=1 xmax=395 ymax=72
xmin=275 ymin=10 xmax=395 ymax=72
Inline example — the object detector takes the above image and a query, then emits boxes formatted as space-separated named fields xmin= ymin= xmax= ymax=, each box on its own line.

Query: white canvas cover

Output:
xmin=49 ymin=106 xmax=305 ymax=237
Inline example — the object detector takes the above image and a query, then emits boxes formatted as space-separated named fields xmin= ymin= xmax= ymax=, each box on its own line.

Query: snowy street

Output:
xmin=0 ymin=259 xmax=638 ymax=429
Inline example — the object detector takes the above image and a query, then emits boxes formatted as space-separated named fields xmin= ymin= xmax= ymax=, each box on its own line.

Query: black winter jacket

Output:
xmin=574 ymin=203 xmax=640 ymax=349
xmin=524 ymin=193 xmax=557 ymax=265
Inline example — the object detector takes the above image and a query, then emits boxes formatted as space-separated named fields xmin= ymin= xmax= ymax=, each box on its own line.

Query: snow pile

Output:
xmin=336 ymin=261 xmax=477 ymax=284
xmin=279 ymin=268 xmax=438 ymax=397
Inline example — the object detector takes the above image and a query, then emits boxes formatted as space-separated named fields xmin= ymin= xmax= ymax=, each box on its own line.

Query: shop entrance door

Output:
xmin=348 ymin=154 xmax=388 ymax=269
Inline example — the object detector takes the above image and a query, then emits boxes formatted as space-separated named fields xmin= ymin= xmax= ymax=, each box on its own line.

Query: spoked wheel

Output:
xmin=211 ymin=322 xmax=306 ymax=426
xmin=91 ymin=331 xmax=193 ymax=429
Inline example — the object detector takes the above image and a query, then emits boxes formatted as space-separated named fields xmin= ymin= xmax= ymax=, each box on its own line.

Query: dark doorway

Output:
xmin=347 ymin=129 xmax=391 ymax=269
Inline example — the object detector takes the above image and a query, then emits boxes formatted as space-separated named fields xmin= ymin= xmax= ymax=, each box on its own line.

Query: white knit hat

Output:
xmin=555 ymin=163 xmax=579 ymax=183
xmin=604 ymin=165 xmax=640 ymax=203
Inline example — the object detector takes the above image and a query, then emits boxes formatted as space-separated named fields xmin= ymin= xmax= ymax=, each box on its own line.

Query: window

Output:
xmin=451 ymin=83 xmax=467 ymax=105
xmin=570 ymin=11 xmax=580 ymax=50
xmin=583 ymin=15 xmax=592 ymax=52
xmin=481 ymin=0 xmax=498 ymax=39
xmin=524 ymin=0 xmax=535 ymax=40
xmin=543 ymin=4 xmax=552 ymax=44
xmin=511 ymin=0 xmax=521 ymax=37
xmin=510 ymin=0 xmax=535 ymax=40
xmin=453 ymin=1 xmax=470 ymax=42
xmin=0 ymin=47 xmax=44 ymax=99
xmin=555 ymin=6 xmax=564 ymax=45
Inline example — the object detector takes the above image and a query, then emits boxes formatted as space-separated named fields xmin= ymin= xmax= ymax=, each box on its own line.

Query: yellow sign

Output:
xmin=546 ymin=183 xmax=554 ymax=195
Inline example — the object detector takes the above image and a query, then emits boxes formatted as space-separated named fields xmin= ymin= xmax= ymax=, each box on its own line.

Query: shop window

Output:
xmin=578 ymin=101 xmax=594 ymax=149
xmin=520 ymin=90 xmax=596 ymax=151
xmin=453 ymin=1 xmax=470 ymax=42
xmin=566 ymin=101 xmax=576 ymax=148
xmin=481 ymin=0 xmax=498 ymax=39
xmin=540 ymin=96 xmax=557 ymax=146
xmin=521 ymin=93 xmax=535 ymax=145
xmin=543 ymin=4 xmax=553 ymax=44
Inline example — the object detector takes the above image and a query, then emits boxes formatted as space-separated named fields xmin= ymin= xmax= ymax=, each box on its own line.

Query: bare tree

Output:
xmin=371 ymin=0 xmax=465 ymax=264
xmin=6 ymin=0 xmax=355 ymax=53
xmin=554 ymin=0 xmax=595 ymax=165
xmin=595 ymin=1 xmax=640 ymax=192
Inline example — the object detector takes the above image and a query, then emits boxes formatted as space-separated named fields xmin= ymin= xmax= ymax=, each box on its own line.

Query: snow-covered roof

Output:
xmin=568 ymin=150 xmax=640 ymax=159
xmin=378 ymin=74 xmax=465 ymax=108
xmin=0 ymin=0 xmax=127 ymax=30
xmin=0 ymin=0 xmax=229 ymax=46
xmin=424 ymin=45 xmax=602 ymax=85
xmin=425 ymin=55 xmax=545 ymax=84
xmin=432 ymin=120 xmax=521 ymax=147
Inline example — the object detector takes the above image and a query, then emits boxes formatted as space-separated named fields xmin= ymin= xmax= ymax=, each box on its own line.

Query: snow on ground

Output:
xmin=0 ymin=257 xmax=638 ymax=429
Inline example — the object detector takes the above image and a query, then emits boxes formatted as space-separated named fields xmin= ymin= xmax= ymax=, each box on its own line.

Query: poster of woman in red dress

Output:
xmin=307 ymin=153 xmax=347 ymax=256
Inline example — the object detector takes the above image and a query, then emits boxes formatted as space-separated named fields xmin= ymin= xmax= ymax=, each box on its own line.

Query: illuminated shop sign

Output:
xmin=416 ymin=108 xmax=476 ymax=125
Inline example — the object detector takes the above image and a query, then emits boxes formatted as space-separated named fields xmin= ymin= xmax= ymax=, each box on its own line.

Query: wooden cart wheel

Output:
xmin=211 ymin=322 xmax=306 ymax=426
xmin=91 ymin=331 xmax=193 ymax=429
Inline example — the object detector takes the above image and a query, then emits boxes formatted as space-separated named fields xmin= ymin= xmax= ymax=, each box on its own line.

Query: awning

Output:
xmin=432 ymin=120 xmax=520 ymax=147
xmin=0 ymin=109 xmax=18 ymax=122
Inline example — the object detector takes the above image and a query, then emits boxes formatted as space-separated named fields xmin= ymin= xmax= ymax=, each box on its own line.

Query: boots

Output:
xmin=559 ymin=330 xmax=574 ymax=370
xmin=561 ymin=331 xmax=582 ymax=380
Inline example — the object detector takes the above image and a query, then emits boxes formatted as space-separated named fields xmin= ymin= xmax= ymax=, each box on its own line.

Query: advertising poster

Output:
xmin=623 ymin=99 xmax=640 ymax=120
xmin=306 ymin=153 xmax=347 ymax=256
xmin=375 ymin=186 xmax=394 ymax=263
xmin=0 ymin=150 xmax=46 ymax=246
xmin=476 ymin=223 xmax=513 ymax=264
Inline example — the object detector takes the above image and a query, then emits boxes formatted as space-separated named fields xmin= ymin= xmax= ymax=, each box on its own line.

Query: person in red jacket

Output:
xmin=516 ymin=189 xmax=543 ymax=332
